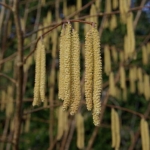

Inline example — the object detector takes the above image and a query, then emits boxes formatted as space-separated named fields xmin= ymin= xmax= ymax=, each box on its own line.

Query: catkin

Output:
xmin=33 ymin=39 xmax=46 ymax=106
xmin=85 ymin=30 xmax=93 ymax=111
xmin=90 ymin=4 xmax=98 ymax=24
xmin=142 ymin=45 xmax=148 ymax=65
xmin=63 ymin=0 xmax=67 ymax=17
xmin=63 ymin=23 xmax=72 ymax=110
xmin=111 ymin=108 xmax=120 ymax=150
xmin=109 ymin=72 xmax=116 ymax=97
xmin=143 ymin=74 xmax=150 ymax=101
xmin=140 ymin=118 xmax=150 ymax=150
xmin=105 ymin=0 xmax=111 ymax=13
xmin=109 ymin=14 xmax=117 ymax=31
xmin=92 ymin=26 xmax=102 ymax=116
xmin=0 ymin=90 xmax=6 ymax=111
xmin=24 ymin=113 xmax=31 ymax=133
xmin=112 ymin=0 xmax=118 ymax=9
xmin=111 ymin=46 xmax=118 ymax=63
xmin=104 ymin=45 xmax=111 ymax=75
xmin=129 ymin=67 xmax=136 ymax=93
xmin=70 ymin=30 xmax=81 ymax=115
xmin=120 ymin=66 xmax=126 ymax=89
xmin=76 ymin=113 xmax=85 ymax=149
xmin=137 ymin=68 xmax=143 ymax=95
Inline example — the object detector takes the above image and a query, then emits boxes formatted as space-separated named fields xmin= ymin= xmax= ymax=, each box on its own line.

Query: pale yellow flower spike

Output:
xmin=59 ymin=27 xmax=65 ymax=100
xmin=92 ymin=26 xmax=102 ymax=116
xmin=112 ymin=0 xmax=118 ymax=10
xmin=33 ymin=41 xmax=42 ymax=106
xmin=109 ymin=72 xmax=116 ymax=97
xmin=40 ymin=40 xmax=46 ymax=102
xmin=85 ymin=30 xmax=93 ymax=111
xmin=63 ymin=23 xmax=72 ymax=110
xmin=70 ymin=30 xmax=81 ymax=115
xmin=111 ymin=108 xmax=116 ymax=148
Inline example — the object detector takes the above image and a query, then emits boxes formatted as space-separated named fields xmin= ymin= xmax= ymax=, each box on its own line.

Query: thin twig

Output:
xmin=0 ymin=2 xmax=12 ymax=11
xmin=0 ymin=73 xmax=17 ymax=85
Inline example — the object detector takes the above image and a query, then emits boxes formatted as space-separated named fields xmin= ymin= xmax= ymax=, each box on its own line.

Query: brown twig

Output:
xmin=0 ymin=2 xmax=12 ymax=11
xmin=0 ymin=53 xmax=17 ymax=65
xmin=0 ymin=73 xmax=17 ymax=85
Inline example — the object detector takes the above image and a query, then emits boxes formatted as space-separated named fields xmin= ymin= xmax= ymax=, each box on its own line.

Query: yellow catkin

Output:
xmin=112 ymin=0 xmax=118 ymax=9
xmin=127 ymin=12 xmax=135 ymax=54
xmin=120 ymin=66 xmax=126 ymax=89
xmin=95 ymin=0 xmax=101 ymax=11
xmin=104 ymin=45 xmax=111 ymax=75
xmin=92 ymin=26 xmax=102 ymax=116
xmin=109 ymin=72 xmax=116 ymax=97
xmin=63 ymin=23 xmax=72 ymax=110
xmin=76 ymin=113 xmax=85 ymax=149
xmin=33 ymin=39 xmax=46 ymax=106
xmin=63 ymin=0 xmax=67 ymax=18
xmin=70 ymin=30 xmax=81 ymax=115
xmin=137 ymin=68 xmax=143 ymax=95
xmin=111 ymin=46 xmax=118 ymax=63
xmin=142 ymin=45 xmax=148 ymax=65
xmin=59 ymin=27 xmax=65 ymax=100
xmin=90 ymin=4 xmax=98 ymax=24
xmin=111 ymin=108 xmax=116 ymax=148
xmin=140 ymin=118 xmax=150 ymax=150
xmin=129 ymin=67 xmax=136 ymax=93
xmin=119 ymin=51 xmax=125 ymax=62
xmin=115 ymin=109 xmax=120 ymax=150
xmin=105 ymin=0 xmax=111 ymax=13
xmin=144 ymin=74 xmax=150 ymax=101
xmin=85 ymin=30 xmax=93 ymax=111
xmin=111 ymin=108 xmax=120 ymax=149
xmin=92 ymin=113 xmax=100 ymax=126
xmin=0 ymin=90 xmax=6 ymax=111
xmin=124 ymin=35 xmax=130 ymax=59
xmin=109 ymin=14 xmax=117 ymax=31
xmin=77 ymin=0 xmax=82 ymax=10
xmin=24 ymin=113 xmax=31 ymax=133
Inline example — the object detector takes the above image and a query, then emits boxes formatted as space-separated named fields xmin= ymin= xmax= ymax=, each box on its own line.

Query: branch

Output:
xmin=0 ymin=53 xmax=17 ymax=65
xmin=0 ymin=73 xmax=17 ymax=85
xmin=0 ymin=2 xmax=12 ymax=11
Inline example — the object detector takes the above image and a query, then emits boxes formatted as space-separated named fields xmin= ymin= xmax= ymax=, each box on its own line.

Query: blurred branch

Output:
xmin=0 ymin=53 xmax=17 ymax=65
xmin=0 ymin=73 xmax=17 ymax=85
xmin=0 ymin=2 xmax=12 ymax=11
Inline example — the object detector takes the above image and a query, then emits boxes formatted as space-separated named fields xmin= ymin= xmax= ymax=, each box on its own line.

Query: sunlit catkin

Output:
xmin=112 ymin=0 xmax=118 ymax=9
xmin=109 ymin=72 xmax=116 ymax=97
xmin=120 ymin=66 xmax=126 ymax=89
xmin=144 ymin=74 xmax=150 ymax=101
xmin=85 ymin=30 xmax=93 ymax=111
xmin=104 ymin=45 xmax=111 ymax=75
xmin=70 ymin=30 xmax=81 ymax=115
xmin=142 ymin=45 xmax=148 ymax=65
xmin=92 ymin=26 xmax=102 ymax=116
xmin=140 ymin=118 xmax=150 ymax=150
xmin=76 ymin=113 xmax=85 ymax=149
xmin=59 ymin=27 xmax=65 ymax=100
xmin=63 ymin=23 xmax=72 ymax=110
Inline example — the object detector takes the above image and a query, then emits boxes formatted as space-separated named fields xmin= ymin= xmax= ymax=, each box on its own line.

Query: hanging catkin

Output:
xmin=112 ymin=0 xmax=118 ymax=9
xmin=111 ymin=108 xmax=120 ymax=150
xmin=95 ymin=0 xmax=101 ymax=11
xmin=142 ymin=45 xmax=148 ymax=65
xmin=92 ymin=26 xmax=102 ymax=116
xmin=90 ymin=4 xmax=98 ymax=24
xmin=76 ymin=113 xmax=85 ymax=149
xmin=120 ymin=66 xmax=126 ymax=89
xmin=63 ymin=23 xmax=72 ymax=110
xmin=140 ymin=118 xmax=150 ymax=150
xmin=109 ymin=72 xmax=116 ymax=97
xmin=109 ymin=14 xmax=117 ymax=31
xmin=105 ymin=0 xmax=111 ymax=13
xmin=0 ymin=90 xmax=6 ymax=111
xmin=24 ymin=113 xmax=31 ymax=133
xmin=70 ymin=30 xmax=81 ymax=115
xmin=111 ymin=46 xmax=118 ymax=63
xmin=63 ymin=0 xmax=67 ymax=18
xmin=143 ymin=74 xmax=150 ymax=101
xmin=127 ymin=12 xmax=135 ymax=54
xmin=85 ymin=30 xmax=93 ymax=111
xmin=33 ymin=39 xmax=46 ymax=106
xmin=129 ymin=67 xmax=136 ymax=93
xmin=57 ymin=106 xmax=68 ymax=140
xmin=104 ymin=45 xmax=111 ymax=75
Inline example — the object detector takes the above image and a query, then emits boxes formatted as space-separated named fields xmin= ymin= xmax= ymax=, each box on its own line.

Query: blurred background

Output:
xmin=0 ymin=0 xmax=150 ymax=149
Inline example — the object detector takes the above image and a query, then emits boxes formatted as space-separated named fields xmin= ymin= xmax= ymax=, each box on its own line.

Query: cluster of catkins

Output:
xmin=33 ymin=22 xmax=102 ymax=126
